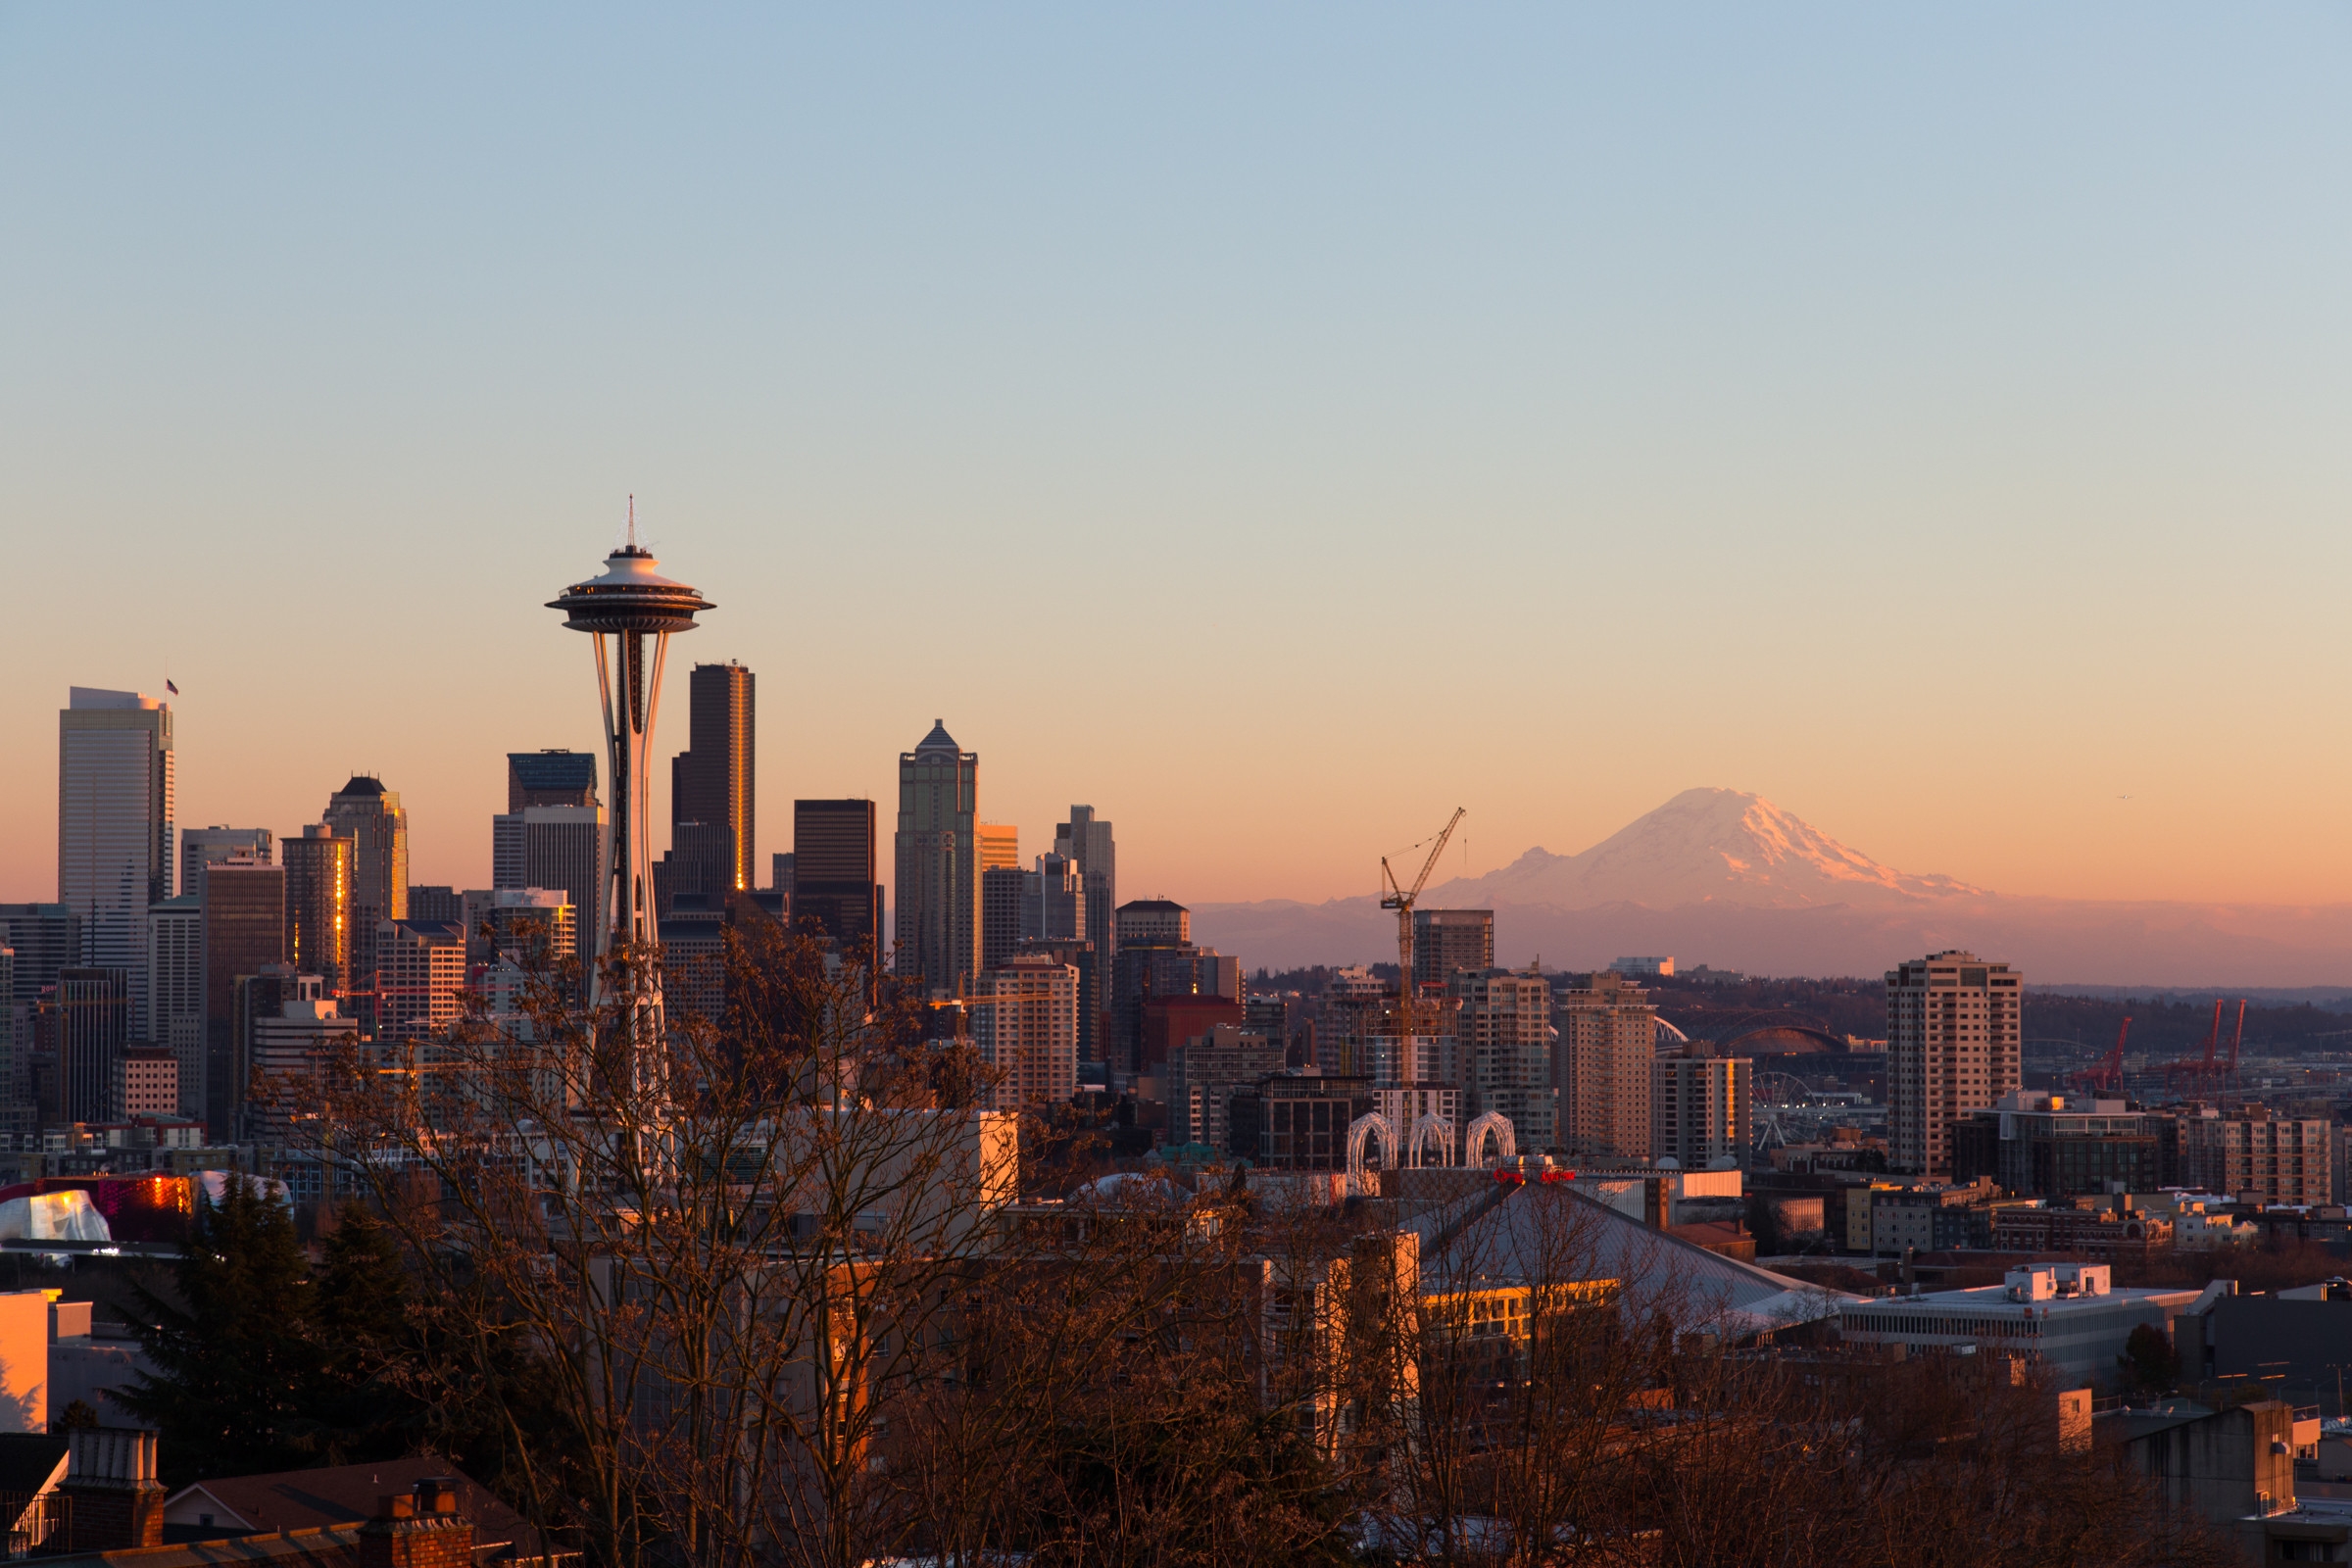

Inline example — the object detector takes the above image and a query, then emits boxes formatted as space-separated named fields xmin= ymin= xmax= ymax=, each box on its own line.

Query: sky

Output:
xmin=4 ymin=6 xmax=2349 ymax=910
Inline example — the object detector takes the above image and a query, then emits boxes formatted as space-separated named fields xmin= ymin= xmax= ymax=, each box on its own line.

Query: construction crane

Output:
xmin=2224 ymin=999 xmax=2248 ymax=1102
xmin=2159 ymin=1000 xmax=2227 ymax=1103
xmin=1381 ymin=808 xmax=1466 ymax=1043
xmin=2069 ymin=1016 xmax=2131 ymax=1097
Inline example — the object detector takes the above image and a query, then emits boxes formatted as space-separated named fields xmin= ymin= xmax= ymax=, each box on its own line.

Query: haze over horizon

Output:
xmin=6 ymin=7 xmax=2350 ymax=914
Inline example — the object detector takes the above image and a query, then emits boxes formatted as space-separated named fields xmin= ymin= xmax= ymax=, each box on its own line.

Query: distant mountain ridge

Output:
xmin=1424 ymin=787 xmax=1983 ymax=910
xmin=1189 ymin=788 xmax=2352 ymax=987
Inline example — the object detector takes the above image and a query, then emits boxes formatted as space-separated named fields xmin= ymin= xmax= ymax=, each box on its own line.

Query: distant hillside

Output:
xmin=1192 ymin=788 xmax=2352 ymax=988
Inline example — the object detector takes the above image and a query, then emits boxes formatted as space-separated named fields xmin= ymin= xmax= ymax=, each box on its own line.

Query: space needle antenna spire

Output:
xmin=547 ymin=508 xmax=713 ymax=1052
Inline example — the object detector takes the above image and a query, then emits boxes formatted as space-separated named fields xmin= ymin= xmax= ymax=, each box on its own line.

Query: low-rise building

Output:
xmin=1869 ymin=1178 xmax=2000 ymax=1257
xmin=1989 ymin=1199 xmax=2172 ymax=1262
xmin=1838 ymin=1263 xmax=2203 ymax=1386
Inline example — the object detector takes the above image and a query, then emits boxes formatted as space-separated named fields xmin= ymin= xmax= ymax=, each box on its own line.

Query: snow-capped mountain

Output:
xmin=1422 ymin=787 xmax=1984 ymax=911
xmin=1189 ymin=788 xmax=2352 ymax=984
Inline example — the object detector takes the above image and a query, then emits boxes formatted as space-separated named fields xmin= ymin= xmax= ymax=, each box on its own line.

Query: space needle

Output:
xmin=548 ymin=511 xmax=713 ymax=992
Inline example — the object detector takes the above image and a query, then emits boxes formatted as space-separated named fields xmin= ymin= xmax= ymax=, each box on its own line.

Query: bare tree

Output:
xmin=307 ymin=920 xmax=1011 ymax=1568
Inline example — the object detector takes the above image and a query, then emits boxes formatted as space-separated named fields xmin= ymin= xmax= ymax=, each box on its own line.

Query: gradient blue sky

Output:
xmin=5 ymin=6 xmax=2349 ymax=907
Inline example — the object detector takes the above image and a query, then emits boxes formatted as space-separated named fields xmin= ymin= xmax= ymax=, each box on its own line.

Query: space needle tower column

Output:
xmin=548 ymin=523 xmax=713 ymax=1019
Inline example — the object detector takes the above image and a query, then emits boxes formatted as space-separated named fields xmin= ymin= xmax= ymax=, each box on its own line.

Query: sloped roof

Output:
xmin=1410 ymin=1182 xmax=1857 ymax=1337
xmin=165 ymin=1459 xmax=540 ymax=1558
xmin=913 ymin=719 xmax=959 ymax=753
xmin=333 ymin=776 xmax=386 ymax=798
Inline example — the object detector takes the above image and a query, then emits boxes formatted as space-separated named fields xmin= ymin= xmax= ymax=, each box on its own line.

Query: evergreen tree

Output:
xmin=119 ymin=1176 xmax=323 ymax=1484
xmin=307 ymin=1200 xmax=425 ymax=1462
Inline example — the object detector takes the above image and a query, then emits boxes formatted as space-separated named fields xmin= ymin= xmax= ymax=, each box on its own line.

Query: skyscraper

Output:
xmin=508 ymin=749 xmax=599 ymax=811
xmin=1054 ymin=808 xmax=1116 ymax=1032
xmin=1555 ymin=969 xmax=1658 ymax=1161
xmin=282 ymin=824 xmax=354 ymax=996
xmin=57 ymin=967 xmax=128 ymax=1125
xmin=1108 ymin=900 xmax=1242 ymax=1077
xmin=671 ymin=662 xmax=756 ymax=896
xmin=983 ymin=857 xmax=1089 ymax=1003
xmin=146 ymin=893 xmax=204 ymax=1115
xmin=980 ymin=866 xmax=1028 ymax=971
xmin=1411 ymin=909 xmax=1494 ymax=990
xmin=0 ymin=906 xmax=80 ymax=1004
xmin=895 ymin=721 xmax=980 ymax=996
xmin=494 ymin=806 xmax=605 ymax=936
xmin=978 ymin=824 xmax=1018 ymax=873
xmin=204 ymin=856 xmax=285 ymax=1136
xmin=322 ymin=776 xmax=408 ymax=1020
xmin=1886 ymin=951 xmax=2023 ymax=1177
xmin=58 ymin=688 xmax=173 ymax=1026
xmin=180 ymin=826 xmax=272 ymax=904
xmin=791 ymin=799 xmax=884 ymax=956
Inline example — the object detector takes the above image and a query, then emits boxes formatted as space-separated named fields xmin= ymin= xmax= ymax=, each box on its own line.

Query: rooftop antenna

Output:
xmin=627 ymin=494 xmax=637 ymax=550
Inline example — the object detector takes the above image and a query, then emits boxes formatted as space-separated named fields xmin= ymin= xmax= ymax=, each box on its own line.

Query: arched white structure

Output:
xmin=1347 ymin=1111 xmax=1396 ymax=1176
xmin=1407 ymin=1112 xmax=1455 ymax=1169
xmin=1464 ymin=1110 xmax=1516 ymax=1168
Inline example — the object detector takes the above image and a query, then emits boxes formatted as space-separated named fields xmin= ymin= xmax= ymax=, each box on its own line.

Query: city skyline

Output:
xmin=7 ymin=9 xmax=2352 ymax=915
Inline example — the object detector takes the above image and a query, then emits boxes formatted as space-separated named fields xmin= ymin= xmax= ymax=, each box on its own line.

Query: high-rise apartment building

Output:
xmin=1650 ymin=1054 xmax=1752 ymax=1170
xmin=180 ymin=827 xmax=272 ymax=904
xmin=1054 ymin=807 xmax=1116 ymax=1053
xmin=508 ymin=749 xmax=599 ymax=811
xmin=895 ymin=721 xmax=980 ymax=996
xmin=0 ymin=906 xmax=80 ymax=1004
xmin=1886 ymin=951 xmax=2023 ymax=1177
xmin=972 ymin=953 xmax=1079 ymax=1111
xmin=494 ymin=806 xmax=604 ymax=935
xmin=792 ymin=800 xmax=882 ymax=957
xmin=203 ymin=857 xmax=285 ymax=1135
xmin=376 ymin=920 xmax=466 ymax=1039
xmin=323 ymin=775 xmax=408 ymax=1019
xmin=1412 ymin=909 xmax=1494 ymax=991
xmin=57 ymin=967 xmax=129 ymax=1125
xmin=282 ymin=825 xmax=353 ymax=997
xmin=59 ymin=688 xmax=174 ymax=1027
xmin=146 ymin=893 xmax=204 ymax=1116
xmin=670 ymin=662 xmax=756 ymax=895
xmin=1454 ymin=969 xmax=1556 ymax=1152
xmin=978 ymin=824 xmax=1018 ymax=873
xmin=1555 ymin=969 xmax=1659 ymax=1161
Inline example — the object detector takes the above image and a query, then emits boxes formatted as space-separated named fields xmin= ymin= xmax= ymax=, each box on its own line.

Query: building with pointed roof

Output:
xmin=895 ymin=720 xmax=979 ymax=996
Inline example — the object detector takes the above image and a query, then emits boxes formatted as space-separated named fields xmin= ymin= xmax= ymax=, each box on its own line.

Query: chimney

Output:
xmin=360 ymin=1477 xmax=473 ymax=1568
xmin=59 ymin=1428 xmax=164 ymax=1550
